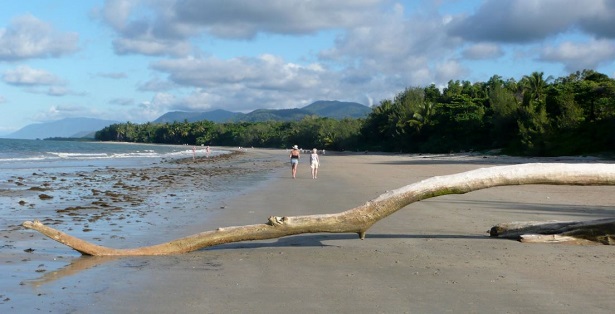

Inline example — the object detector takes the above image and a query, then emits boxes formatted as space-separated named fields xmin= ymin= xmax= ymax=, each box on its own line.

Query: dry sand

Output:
xmin=1 ymin=149 xmax=614 ymax=313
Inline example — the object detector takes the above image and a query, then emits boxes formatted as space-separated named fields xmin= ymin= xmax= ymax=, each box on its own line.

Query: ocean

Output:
xmin=0 ymin=138 xmax=243 ymax=251
xmin=0 ymin=138 xmax=221 ymax=171
xmin=0 ymin=138 xmax=287 ymax=311
xmin=0 ymin=138 xmax=229 ymax=241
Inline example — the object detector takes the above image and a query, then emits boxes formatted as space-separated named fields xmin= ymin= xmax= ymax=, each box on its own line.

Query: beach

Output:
xmin=1 ymin=148 xmax=614 ymax=313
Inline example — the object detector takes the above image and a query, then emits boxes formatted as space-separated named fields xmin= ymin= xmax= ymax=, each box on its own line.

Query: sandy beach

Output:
xmin=1 ymin=148 xmax=614 ymax=313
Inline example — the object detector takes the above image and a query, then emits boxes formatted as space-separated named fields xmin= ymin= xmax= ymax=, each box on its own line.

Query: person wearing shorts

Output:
xmin=310 ymin=148 xmax=320 ymax=179
xmin=290 ymin=145 xmax=300 ymax=178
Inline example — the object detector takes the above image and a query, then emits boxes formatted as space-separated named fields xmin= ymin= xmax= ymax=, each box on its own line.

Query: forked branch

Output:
xmin=22 ymin=163 xmax=615 ymax=255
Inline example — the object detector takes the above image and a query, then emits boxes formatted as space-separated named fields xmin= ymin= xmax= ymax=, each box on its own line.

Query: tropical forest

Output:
xmin=96 ymin=70 xmax=615 ymax=157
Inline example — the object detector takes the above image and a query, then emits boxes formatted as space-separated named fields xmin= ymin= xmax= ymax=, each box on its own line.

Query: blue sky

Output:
xmin=1 ymin=0 xmax=614 ymax=135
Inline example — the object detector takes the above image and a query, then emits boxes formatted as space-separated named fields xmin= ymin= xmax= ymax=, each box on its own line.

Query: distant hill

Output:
xmin=154 ymin=100 xmax=371 ymax=124
xmin=154 ymin=109 xmax=237 ymax=123
xmin=235 ymin=108 xmax=312 ymax=122
xmin=5 ymin=117 xmax=120 ymax=140
xmin=6 ymin=101 xmax=371 ymax=139
xmin=302 ymin=100 xmax=372 ymax=119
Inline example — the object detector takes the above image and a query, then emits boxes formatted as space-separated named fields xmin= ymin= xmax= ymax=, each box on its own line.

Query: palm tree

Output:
xmin=408 ymin=101 xmax=435 ymax=133
xmin=518 ymin=72 xmax=553 ymax=155
xmin=521 ymin=71 xmax=552 ymax=106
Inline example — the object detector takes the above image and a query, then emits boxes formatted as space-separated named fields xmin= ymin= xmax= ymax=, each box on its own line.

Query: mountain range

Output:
xmin=5 ymin=117 xmax=121 ymax=140
xmin=5 ymin=100 xmax=371 ymax=139
xmin=153 ymin=100 xmax=370 ymax=123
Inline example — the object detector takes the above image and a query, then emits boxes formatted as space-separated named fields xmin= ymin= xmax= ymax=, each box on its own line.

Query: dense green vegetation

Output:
xmin=95 ymin=118 xmax=363 ymax=151
xmin=96 ymin=70 xmax=615 ymax=156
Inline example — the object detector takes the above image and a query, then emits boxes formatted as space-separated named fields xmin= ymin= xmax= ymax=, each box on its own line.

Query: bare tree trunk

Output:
xmin=22 ymin=163 xmax=615 ymax=256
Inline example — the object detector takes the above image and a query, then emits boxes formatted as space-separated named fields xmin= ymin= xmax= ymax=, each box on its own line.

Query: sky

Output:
xmin=1 ymin=0 xmax=615 ymax=135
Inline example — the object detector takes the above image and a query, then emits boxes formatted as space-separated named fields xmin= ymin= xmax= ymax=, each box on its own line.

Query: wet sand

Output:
xmin=1 ymin=149 xmax=614 ymax=313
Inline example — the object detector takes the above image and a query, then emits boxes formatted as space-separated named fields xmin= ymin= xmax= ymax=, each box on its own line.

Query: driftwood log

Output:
xmin=22 ymin=163 xmax=615 ymax=256
xmin=490 ymin=218 xmax=615 ymax=244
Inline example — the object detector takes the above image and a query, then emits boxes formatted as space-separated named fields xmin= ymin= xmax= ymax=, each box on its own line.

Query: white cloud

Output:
xmin=96 ymin=72 xmax=128 ymax=79
xmin=127 ymin=92 xmax=177 ymax=121
xmin=448 ymin=0 xmax=615 ymax=43
xmin=462 ymin=43 xmax=504 ymax=60
xmin=32 ymin=104 xmax=89 ymax=122
xmin=109 ymin=98 xmax=135 ymax=106
xmin=173 ymin=0 xmax=384 ymax=39
xmin=93 ymin=0 xmax=197 ymax=56
xmin=578 ymin=0 xmax=615 ymax=39
xmin=97 ymin=0 xmax=386 ymax=56
xmin=0 ymin=14 xmax=79 ymax=61
xmin=1 ymin=66 xmax=85 ymax=97
xmin=47 ymin=86 xmax=71 ymax=96
xmin=171 ymin=89 xmax=220 ymax=111
xmin=3 ymin=65 xmax=65 ymax=86
xmin=113 ymin=36 xmax=192 ymax=56
xmin=319 ymin=5 xmax=457 ymax=88
xmin=148 ymin=92 xmax=176 ymax=108
xmin=138 ymin=77 xmax=178 ymax=91
xmin=151 ymin=54 xmax=325 ymax=91
xmin=96 ymin=0 xmax=140 ymax=31
xmin=147 ymin=54 xmax=323 ymax=111
xmin=435 ymin=60 xmax=468 ymax=83
xmin=540 ymin=39 xmax=615 ymax=72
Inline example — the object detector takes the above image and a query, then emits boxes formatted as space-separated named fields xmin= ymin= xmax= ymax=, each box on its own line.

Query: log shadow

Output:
xmin=428 ymin=198 xmax=615 ymax=218
xmin=369 ymin=154 xmax=615 ymax=166
xmin=205 ymin=233 xmax=488 ymax=251
xmin=26 ymin=233 xmax=489 ymax=286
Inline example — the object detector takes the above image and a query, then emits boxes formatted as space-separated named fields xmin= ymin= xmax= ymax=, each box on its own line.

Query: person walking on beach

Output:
xmin=310 ymin=148 xmax=320 ymax=179
xmin=290 ymin=145 xmax=300 ymax=178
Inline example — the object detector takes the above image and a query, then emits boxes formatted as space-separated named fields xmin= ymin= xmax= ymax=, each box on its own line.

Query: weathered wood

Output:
xmin=519 ymin=234 xmax=591 ymax=244
xmin=490 ymin=218 xmax=615 ymax=244
xmin=22 ymin=163 xmax=615 ymax=255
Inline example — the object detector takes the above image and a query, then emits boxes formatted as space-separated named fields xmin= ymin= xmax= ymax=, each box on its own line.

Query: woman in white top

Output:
xmin=310 ymin=148 xmax=320 ymax=179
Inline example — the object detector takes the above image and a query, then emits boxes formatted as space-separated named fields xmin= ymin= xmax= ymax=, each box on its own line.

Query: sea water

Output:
xmin=0 ymin=139 xmax=228 ymax=298
xmin=0 ymin=138 xmax=227 ymax=247
xmin=0 ymin=138 xmax=220 ymax=171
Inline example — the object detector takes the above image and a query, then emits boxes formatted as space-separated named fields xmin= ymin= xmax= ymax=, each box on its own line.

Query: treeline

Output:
xmin=95 ymin=118 xmax=362 ymax=151
xmin=96 ymin=69 xmax=615 ymax=156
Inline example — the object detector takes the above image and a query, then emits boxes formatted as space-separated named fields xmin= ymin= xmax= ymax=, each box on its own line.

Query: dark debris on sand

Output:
xmin=2 ymin=148 xmax=285 ymax=241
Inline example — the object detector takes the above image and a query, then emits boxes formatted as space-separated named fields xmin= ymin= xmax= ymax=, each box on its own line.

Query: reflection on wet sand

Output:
xmin=27 ymin=256 xmax=120 ymax=287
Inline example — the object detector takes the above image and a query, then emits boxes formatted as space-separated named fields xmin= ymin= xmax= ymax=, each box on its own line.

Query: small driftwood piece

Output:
xmin=22 ymin=163 xmax=615 ymax=256
xmin=490 ymin=218 xmax=615 ymax=244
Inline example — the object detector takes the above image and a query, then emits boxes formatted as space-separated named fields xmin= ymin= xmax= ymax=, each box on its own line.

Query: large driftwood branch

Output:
xmin=22 ymin=163 xmax=615 ymax=255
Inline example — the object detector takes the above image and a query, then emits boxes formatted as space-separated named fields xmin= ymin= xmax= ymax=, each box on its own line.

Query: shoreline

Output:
xmin=2 ymin=148 xmax=285 ymax=247
xmin=2 ymin=149 xmax=614 ymax=313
